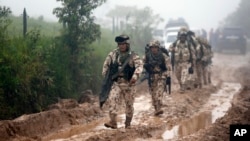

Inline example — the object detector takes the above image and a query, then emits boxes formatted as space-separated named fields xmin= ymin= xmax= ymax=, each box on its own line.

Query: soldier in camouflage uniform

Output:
xmin=193 ymin=36 xmax=205 ymax=88
xmin=169 ymin=30 xmax=196 ymax=93
xmin=143 ymin=40 xmax=171 ymax=116
xmin=177 ymin=27 xmax=201 ymax=89
xmin=196 ymin=37 xmax=213 ymax=85
xmin=102 ymin=34 xmax=143 ymax=129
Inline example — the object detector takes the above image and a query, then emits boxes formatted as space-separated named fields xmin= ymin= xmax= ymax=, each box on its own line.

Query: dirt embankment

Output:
xmin=0 ymin=99 xmax=101 ymax=141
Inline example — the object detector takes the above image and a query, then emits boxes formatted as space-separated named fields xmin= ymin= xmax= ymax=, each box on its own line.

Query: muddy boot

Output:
xmin=125 ymin=116 xmax=132 ymax=129
xmin=154 ymin=103 xmax=164 ymax=116
xmin=104 ymin=114 xmax=117 ymax=129
xmin=155 ymin=109 xmax=164 ymax=116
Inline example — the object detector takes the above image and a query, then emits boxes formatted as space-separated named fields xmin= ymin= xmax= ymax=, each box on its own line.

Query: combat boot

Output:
xmin=104 ymin=114 xmax=117 ymax=129
xmin=154 ymin=103 xmax=164 ymax=116
xmin=125 ymin=116 xmax=132 ymax=128
xmin=154 ymin=109 xmax=164 ymax=116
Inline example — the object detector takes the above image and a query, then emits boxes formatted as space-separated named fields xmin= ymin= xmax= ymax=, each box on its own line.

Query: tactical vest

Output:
xmin=145 ymin=51 xmax=167 ymax=73
xmin=111 ymin=52 xmax=135 ymax=81
xmin=173 ymin=41 xmax=192 ymax=63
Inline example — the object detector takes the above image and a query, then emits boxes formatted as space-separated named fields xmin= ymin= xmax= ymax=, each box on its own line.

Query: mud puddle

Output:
xmin=162 ymin=82 xmax=242 ymax=140
xmin=49 ymin=94 xmax=154 ymax=141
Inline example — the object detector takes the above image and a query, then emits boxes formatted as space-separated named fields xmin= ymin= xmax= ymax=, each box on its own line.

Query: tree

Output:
xmin=53 ymin=0 xmax=106 ymax=94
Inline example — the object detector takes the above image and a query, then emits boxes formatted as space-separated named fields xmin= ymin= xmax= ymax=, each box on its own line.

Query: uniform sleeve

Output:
xmin=131 ymin=53 xmax=143 ymax=81
xmin=102 ymin=52 xmax=114 ymax=77
xmin=162 ymin=54 xmax=172 ymax=78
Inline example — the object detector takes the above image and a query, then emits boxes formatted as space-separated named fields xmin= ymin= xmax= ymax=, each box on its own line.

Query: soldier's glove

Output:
xmin=188 ymin=67 xmax=194 ymax=74
xmin=166 ymin=77 xmax=171 ymax=85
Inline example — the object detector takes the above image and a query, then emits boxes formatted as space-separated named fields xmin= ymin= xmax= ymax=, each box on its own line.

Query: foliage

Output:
xmin=53 ymin=0 xmax=106 ymax=94
xmin=0 ymin=8 xmax=55 ymax=118
xmin=8 ymin=15 xmax=62 ymax=37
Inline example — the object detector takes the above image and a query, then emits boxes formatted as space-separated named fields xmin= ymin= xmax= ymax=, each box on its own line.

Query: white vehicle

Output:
xmin=164 ymin=32 xmax=178 ymax=50
xmin=164 ymin=27 xmax=181 ymax=37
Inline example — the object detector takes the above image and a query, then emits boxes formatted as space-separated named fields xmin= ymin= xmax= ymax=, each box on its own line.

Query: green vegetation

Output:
xmin=0 ymin=1 xmax=162 ymax=120
xmin=8 ymin=15 xmax=62 ymax=37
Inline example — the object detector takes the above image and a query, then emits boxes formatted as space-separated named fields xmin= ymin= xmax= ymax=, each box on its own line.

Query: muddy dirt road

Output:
xmin=0 ymin=53 xmax=250 ymax=141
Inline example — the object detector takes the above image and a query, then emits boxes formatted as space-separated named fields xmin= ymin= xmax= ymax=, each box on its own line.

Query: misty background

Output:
xmin=1 ymin=0 xmax=241 ymax=31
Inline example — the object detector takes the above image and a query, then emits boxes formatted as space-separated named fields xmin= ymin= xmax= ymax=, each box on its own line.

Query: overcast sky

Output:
xmin=1 ymin=0 xmax=241 ymax=31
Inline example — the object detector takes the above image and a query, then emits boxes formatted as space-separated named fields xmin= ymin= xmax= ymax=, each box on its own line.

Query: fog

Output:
xmin=1 ymin=0 xmax=240 ymax=31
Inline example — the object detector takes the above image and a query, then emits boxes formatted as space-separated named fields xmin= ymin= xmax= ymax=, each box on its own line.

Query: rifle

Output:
xmin=99 ymin=52 xmax=134 ymax=108
xmin=171 ymin=41 xmax=177 ymax=71
xmin=166 ymin=77 xmax=171 ymax=94
xmin=99 ymin=63 xmax=114 ymax=108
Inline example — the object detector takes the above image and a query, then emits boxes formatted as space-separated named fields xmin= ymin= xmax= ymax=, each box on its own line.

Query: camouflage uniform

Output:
xmin=194 ymin=37 xmax=204 ymax=88
xmin=102 ymin=35 xmax=143 ymax=129
xmin=178 ymin=27 xmax=199 ymax=89
xmin=169 ymin=31 xmax=196 ymax=93
xmin=143 ymin=40 xmax=171 ymax=116
xmin=198 ymin=37 xmax=213 ymax=84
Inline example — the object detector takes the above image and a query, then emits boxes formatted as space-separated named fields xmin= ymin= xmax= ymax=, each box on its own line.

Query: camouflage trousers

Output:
xmin=195 ymin=62 xmax=203 ymax=88
xmin=175 ymin=62 xmax=193 ymax=88
xmin=202 ymin=64 xmax=212 ymax=84
xmin=107 ymin=79 xmax=135 ymax=121
xmin=149 ymin=74 xmax=166 ymax=112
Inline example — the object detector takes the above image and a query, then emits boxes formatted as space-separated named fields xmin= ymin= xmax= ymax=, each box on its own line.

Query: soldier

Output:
xmin=177 ymin=27 xmax=201 ymax=89
xmin=101 ymin=34 xmax=143 ymax=129
xmin=143 ymin=39 xmax=171 ymax=116
xmin=193 ymin=36 xmax=204 ymax=89
xmin=169 ymin=30 xmax=196 ymax=93
xmin=197 ymin=37 xmax=213 ymax=85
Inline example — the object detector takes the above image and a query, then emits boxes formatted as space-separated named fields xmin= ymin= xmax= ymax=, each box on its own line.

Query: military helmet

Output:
xmin=149 ymin=39 xmax=160 ymax=47
xmin=179 ymin=26 xmax=189 ymax=32
xmin=115 ymin=34 xmax=130 ymax=44
xmin=179 ymin=30 xmax=187 ymax=37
